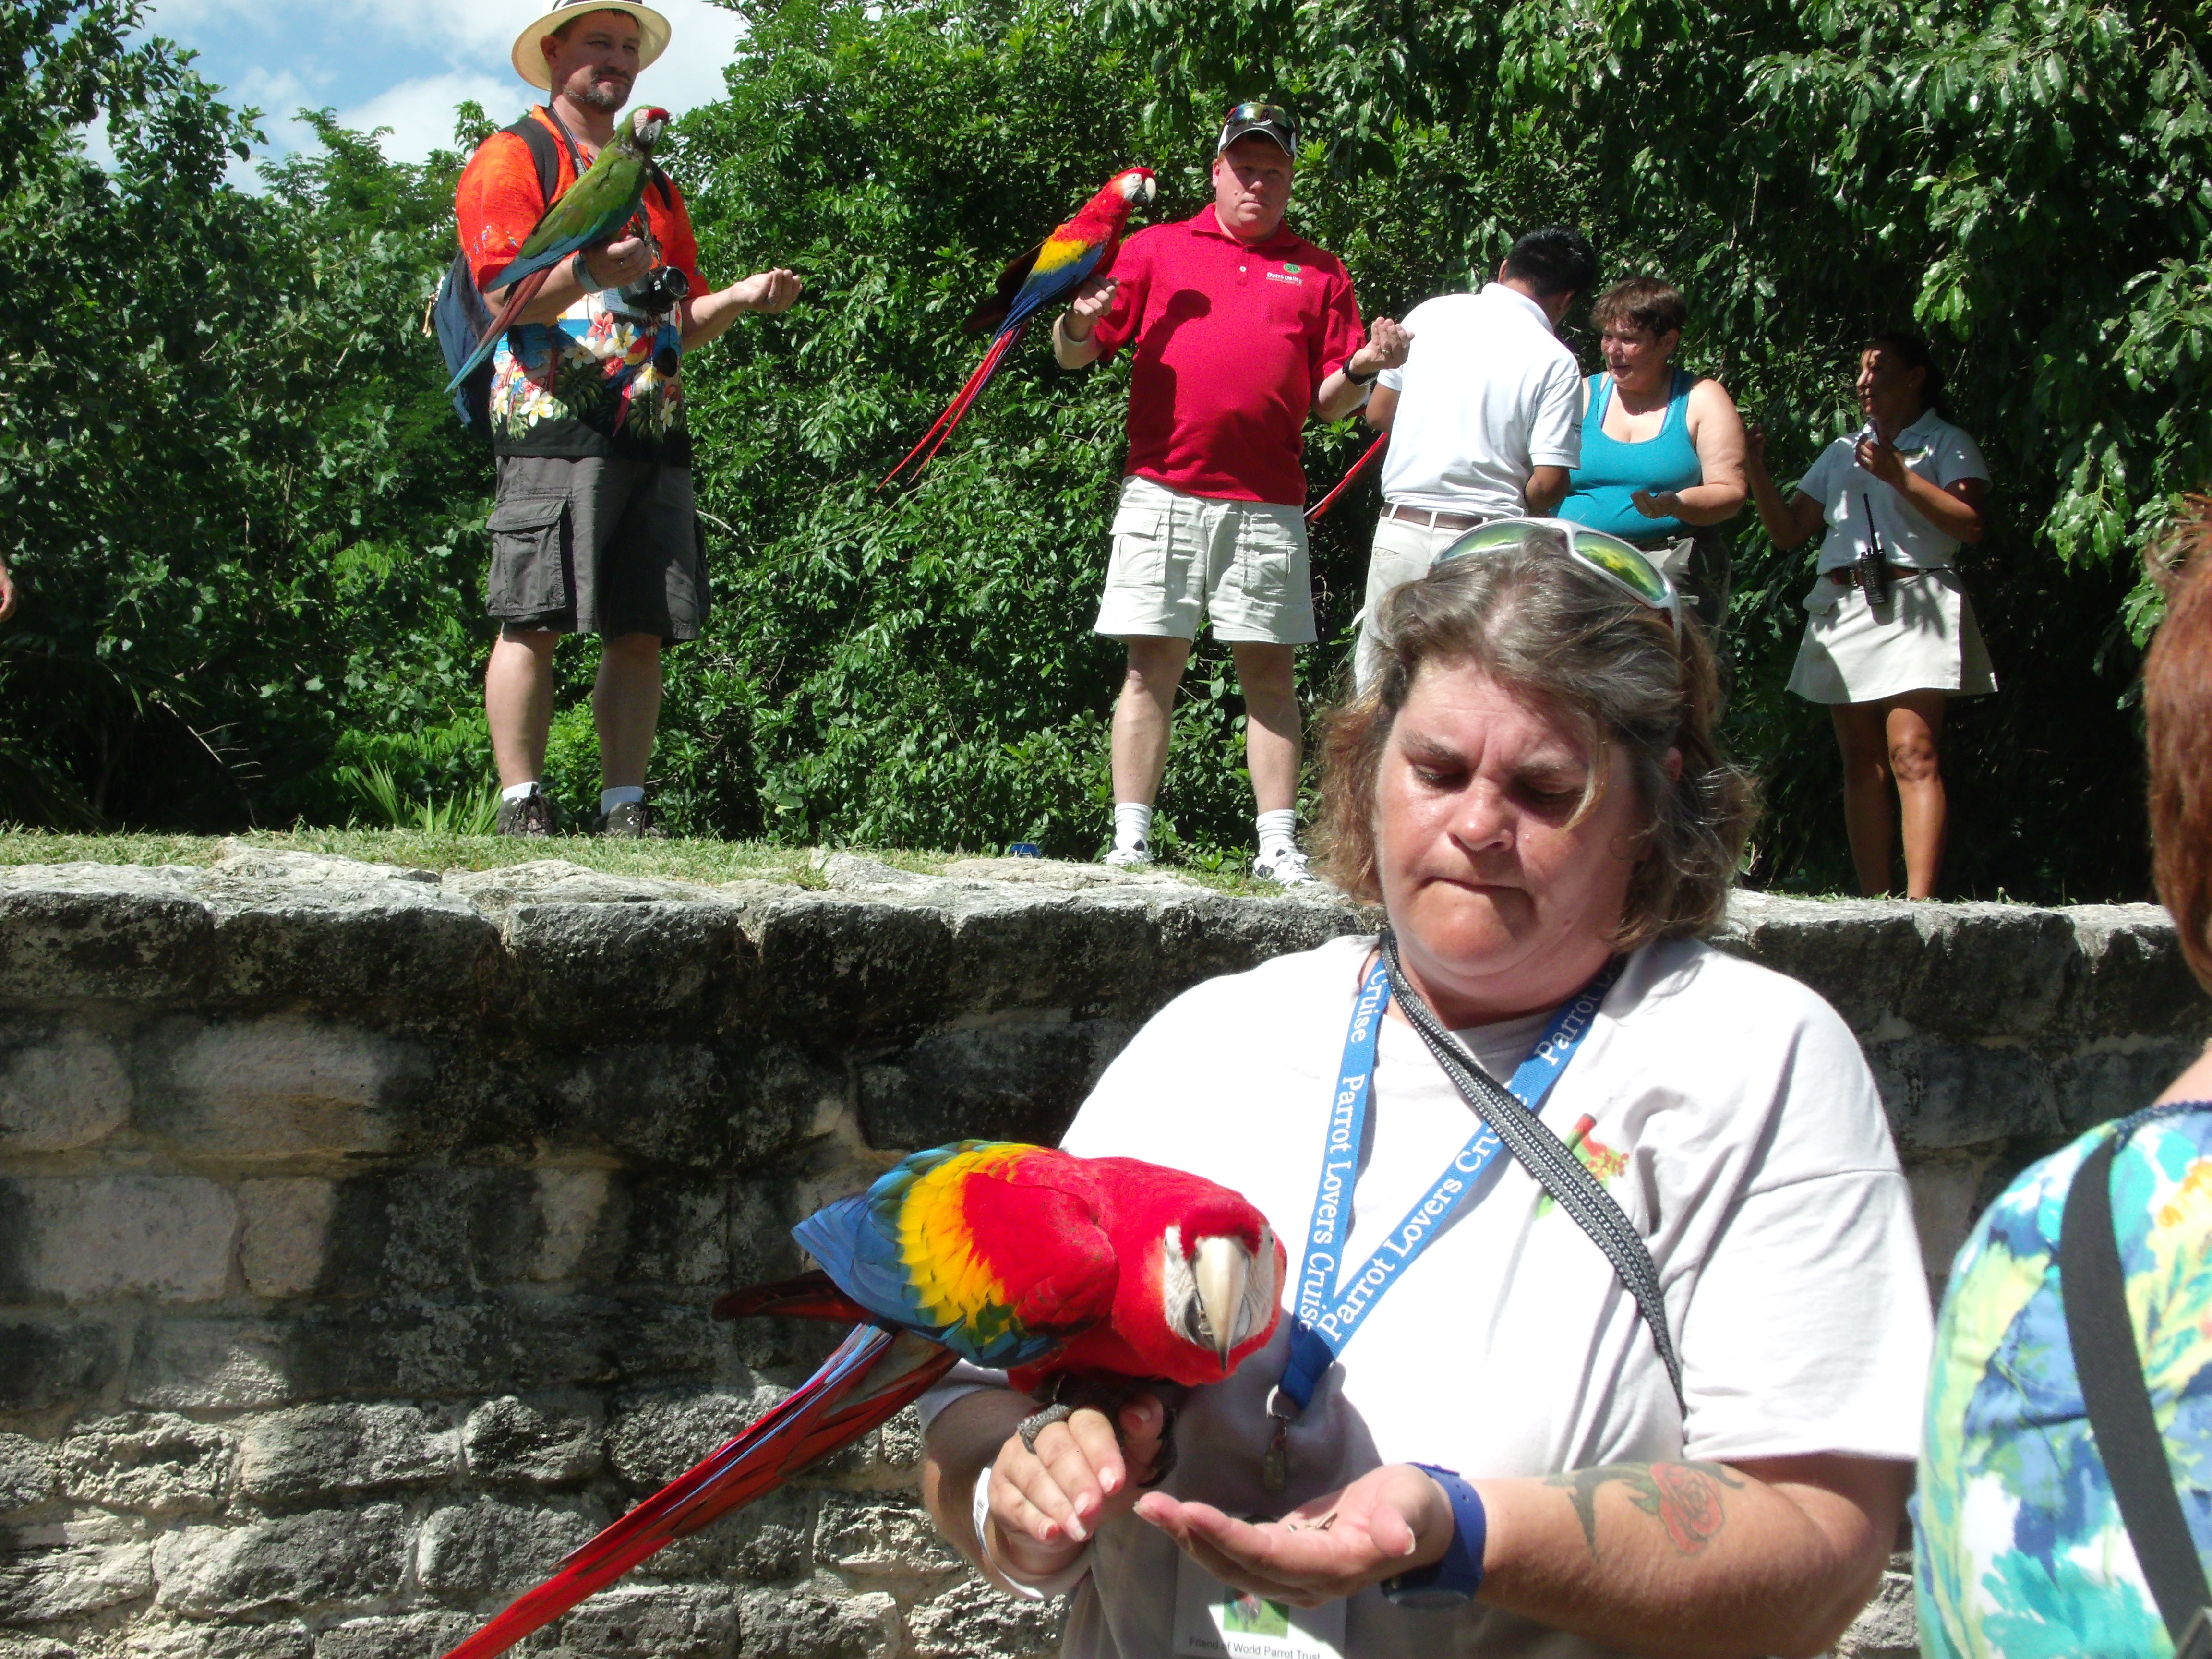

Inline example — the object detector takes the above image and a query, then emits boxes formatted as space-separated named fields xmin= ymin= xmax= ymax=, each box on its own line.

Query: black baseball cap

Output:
xmin=1217 ymin=101 xmax=1296 ymax=159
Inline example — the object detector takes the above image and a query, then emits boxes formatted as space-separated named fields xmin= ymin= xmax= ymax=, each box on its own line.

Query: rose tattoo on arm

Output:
xmin=1541 ymin=1461 xmax=1747 ymax=1555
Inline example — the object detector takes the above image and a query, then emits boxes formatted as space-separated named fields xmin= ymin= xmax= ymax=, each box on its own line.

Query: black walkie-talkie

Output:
xmin=1857 ymin=493 xmax=1892 ymax=608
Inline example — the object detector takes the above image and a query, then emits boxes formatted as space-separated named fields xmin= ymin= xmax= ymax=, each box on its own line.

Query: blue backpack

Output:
xmin=432 ymin=116 xmax=573 ymax=431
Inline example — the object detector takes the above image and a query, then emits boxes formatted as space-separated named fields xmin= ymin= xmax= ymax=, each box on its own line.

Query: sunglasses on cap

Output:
xmin=1436 ymin=517 xmax=1683 ymax=637
xmin=1218 ymin=102 xmax=1296 ymax=155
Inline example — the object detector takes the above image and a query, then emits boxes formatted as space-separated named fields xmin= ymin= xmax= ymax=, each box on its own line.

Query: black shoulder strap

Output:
xmin=505 ymin=112 xmax=572 ymax=208
xmin=2060 ymin=1131 xmax=2212 ymax=1650
xmin=1379 ymin=931 xmax=1686 ymax=1414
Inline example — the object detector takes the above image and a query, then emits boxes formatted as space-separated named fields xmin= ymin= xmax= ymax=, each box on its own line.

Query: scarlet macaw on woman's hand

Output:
xmin=880 ymin=166 xmax=1158 ymax=486
xmin=437 ymin=1139 xmax=1284 ymax=1659
xmin=444 ymin=105 xmax=673 ymax=396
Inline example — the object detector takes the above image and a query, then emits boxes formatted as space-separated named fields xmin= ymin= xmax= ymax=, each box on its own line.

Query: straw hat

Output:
xmin=512 ymin=0 xmax=672 ymax=91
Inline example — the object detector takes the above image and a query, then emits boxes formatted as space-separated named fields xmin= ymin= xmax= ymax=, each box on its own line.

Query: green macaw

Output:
xmin=445 ymin=104 xmax=672 ymax=394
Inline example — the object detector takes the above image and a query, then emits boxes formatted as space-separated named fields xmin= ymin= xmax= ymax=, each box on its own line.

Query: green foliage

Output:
xmin=5 ymin=0 xmax=2206 ymax=899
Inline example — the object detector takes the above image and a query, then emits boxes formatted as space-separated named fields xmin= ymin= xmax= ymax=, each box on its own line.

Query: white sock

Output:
xmin=601 ymin=786 xmax=646 ymax=814
xmin=1256 ymin=808 xmax=1299 ymax=860
xmin=1113 ymin=802 xmax=1154 ymax=853
xmin=501 ymin=781 xmax=541 ymax=805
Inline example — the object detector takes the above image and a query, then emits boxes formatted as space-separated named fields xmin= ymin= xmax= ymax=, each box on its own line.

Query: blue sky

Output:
xmin=129 ymin=0 xmax=746 ymax=172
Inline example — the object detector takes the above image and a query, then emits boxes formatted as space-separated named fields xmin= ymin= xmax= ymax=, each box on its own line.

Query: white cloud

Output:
xmin=333 ymin=71 xmax=529 ymax=163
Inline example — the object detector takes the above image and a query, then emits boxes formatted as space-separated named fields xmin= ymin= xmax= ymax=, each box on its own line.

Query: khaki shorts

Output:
xmin=1353 ymin=511 xmax=1479 ymax=690
xmin=485 ymin=455 xmax=707 ymax=641
xmin=1093 ymin=476 xmax=1316 ymax=645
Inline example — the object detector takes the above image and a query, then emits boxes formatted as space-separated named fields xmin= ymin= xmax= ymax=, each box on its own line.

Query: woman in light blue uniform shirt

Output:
xmin=1558 ymin=278 xmax=1748 ymax=631
xmin=1744 ymin=332 xmax=1993 ymax=900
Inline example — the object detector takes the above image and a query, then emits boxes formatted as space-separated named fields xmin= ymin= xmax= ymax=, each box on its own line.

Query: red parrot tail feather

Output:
xmin=878 ymin=324 xmax=1025 ymax=489
xmin=710 ymin=1271 xmax=869 ymax=1323
xmin=966 ymin=246 xmax=1044 ymax=335
xmin=438 ymin=1327 xmax=953 ymax=1659
xmin=1307 ymin=432 xmax=1390 ymax=523
xmin=444 ymin=267 xmax=552 ymax=397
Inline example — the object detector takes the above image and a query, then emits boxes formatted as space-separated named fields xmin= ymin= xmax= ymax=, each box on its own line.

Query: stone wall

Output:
xmin=0 ymin=846 xmax=2201 ymax=1659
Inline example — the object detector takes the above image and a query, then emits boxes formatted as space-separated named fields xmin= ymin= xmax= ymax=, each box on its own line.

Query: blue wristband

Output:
xmin=1379 ymin=1463 xmax=1487 ymax=1608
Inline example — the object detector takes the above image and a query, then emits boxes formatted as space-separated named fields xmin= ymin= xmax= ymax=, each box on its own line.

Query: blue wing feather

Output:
xmin=998 ymin=242 xmax=1107 ymax=336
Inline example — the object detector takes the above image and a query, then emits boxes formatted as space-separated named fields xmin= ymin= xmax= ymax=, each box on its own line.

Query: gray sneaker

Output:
xmin=593 ymin=800 xmax=666 ymax=839
xmin=1103 ymin=842 xmax=1154 ymax=868
xmin=496 ymin=792 xmax=559 ymax=837
xmin=1252 ymin=845 xmax=1319 ymax=887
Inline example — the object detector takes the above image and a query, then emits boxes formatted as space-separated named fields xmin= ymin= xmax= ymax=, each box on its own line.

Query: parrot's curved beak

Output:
xmin=1192 ymin=1235 xmax=1250 ymax=1374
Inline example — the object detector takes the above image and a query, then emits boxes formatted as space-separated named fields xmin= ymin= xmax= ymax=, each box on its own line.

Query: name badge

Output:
xmin=1172 ymin=1554 xmax=1347 ymax=1659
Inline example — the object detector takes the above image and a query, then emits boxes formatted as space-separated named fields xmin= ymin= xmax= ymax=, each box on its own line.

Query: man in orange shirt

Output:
xmin=457 ymin=0 xmax=801 ymax=837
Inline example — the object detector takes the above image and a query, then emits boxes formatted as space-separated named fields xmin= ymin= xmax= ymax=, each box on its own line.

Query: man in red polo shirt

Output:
xmin=1054 ymin=103 xmax=1408 ymax=884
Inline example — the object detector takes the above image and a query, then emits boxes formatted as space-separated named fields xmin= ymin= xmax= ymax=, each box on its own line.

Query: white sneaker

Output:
xmin=1252 ymin=845 xmax=1318 ymax=887
xmin=1104 ymin=843 xmax=1154 ymax=868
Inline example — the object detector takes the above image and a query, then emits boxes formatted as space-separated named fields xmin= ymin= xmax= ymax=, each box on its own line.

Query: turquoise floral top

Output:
xmin=1917 ymin=1101 xmax=2212 ymax=1656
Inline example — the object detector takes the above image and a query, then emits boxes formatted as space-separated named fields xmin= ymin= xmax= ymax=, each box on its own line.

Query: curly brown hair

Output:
xmin=2147 ymin=497 xmax=2212 ymax=991
xmin=1316 ymin=533 xmax=1757 ymax=949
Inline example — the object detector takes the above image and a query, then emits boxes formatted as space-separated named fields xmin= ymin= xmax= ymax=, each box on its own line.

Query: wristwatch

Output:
xmin=1379 ymin=1463 xmax=1487 ymax=1609
xmin=570 ymin=249 xmax=595 ymax=291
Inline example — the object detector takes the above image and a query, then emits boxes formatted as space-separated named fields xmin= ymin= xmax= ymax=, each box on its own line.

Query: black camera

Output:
xmin=616 ymin=263 xmax=691 ymax=317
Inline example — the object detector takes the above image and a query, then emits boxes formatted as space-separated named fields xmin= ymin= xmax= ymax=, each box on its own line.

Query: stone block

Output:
xmin=906 ymin=1577 xmax=1068 ymax=1659
xmin=561 ymin=1583 xmax=737 ymax=1659
xmin=126 ymin=1321 xmax=290 ymax=1410
xmin=0 ymin=873 xmax=212 ymax=1005
xmin=531 ymin=1170 xmax=612 ymax=1284
xmin=2068 ymin=905 xmax=2208 ymax=1039
xmin=0 ymin=1438 xmax=53 ymax=1517
xmin=635 ymin=1487 xmax=813 ymax=1584
xmin=144 ymin=1018 xmax=426 ymax=1159
xmin=0 ymin=1177 xmax=237 ymax=1304
xmin=1865 ymin=1038 xmax=2060 ymax=1152
xmin=812 ymin=1493 xmax=962 ymax=1579
xmin=202 ymin=875 xmax=497 ymax=1016
xmin=606 ymin=1386 xmax=782 ymax=1490
xmin=1908 ymin=1157 xmax=1994 ymax=1286
xmin=0 ymin=1636 xmax=73 ymax=1659
xmin=237 ymin=1181 xmax=337 ymax=1300
xmin=1834 ymin=1563 xmax=1917 ymax=1656
xmin=857 ymin=1018 xmax=1136 ymax=1152
xmin=0 ymin=1322 xmax=119 ymax=1412
xmin=315 ymin=1170 xmax=541 ymax=1299
xmin=1149 ymin=890 xmax=1366 ymax=1006
xmin=461 ymin=1395 xmax=603 ymax=1487
xmin=735 ymin=1587 xmax=898 ymax=1659
xmin=2053 ymin=1040 xmax=2204 ymax=1135
xmin=152 ymin=1503 xmax=408 ymax=1616
xmin=504 ymin=900 xmax=746 ymax=1034
xmin=60 ymin=1414 xmax=237 ymax=1517
xmin=618 ymin=1178 xmax=729 ymax=1288
xmin=0 ymin=1029 xmax=131 ymax=1153
xmin=126 ymin=1620 xmax=315 ymax=1659
xmin=938 ymin=890 xmax=1160 ymax=1018
xmin=752 ymin=896 xmax=956 ymax=1047
xmin=413 ymin=1496 xmax=600 ymax=1599
xmin=313 ymin=1614 xmax=476 ymax=1659
xmin=237 ymin=1404 xmax=455 ymax=1507
xmin=0 ymin=1540 xmax=153 ymax=1622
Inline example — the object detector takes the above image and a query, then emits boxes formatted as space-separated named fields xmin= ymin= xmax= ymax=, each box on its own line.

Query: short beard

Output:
xmin=573 ymin=74 xmax=631 ymax=113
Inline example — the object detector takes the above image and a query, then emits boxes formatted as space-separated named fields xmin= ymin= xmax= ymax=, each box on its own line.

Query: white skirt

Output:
xmin=1786 ymin=565 xmax=1998 ymax=705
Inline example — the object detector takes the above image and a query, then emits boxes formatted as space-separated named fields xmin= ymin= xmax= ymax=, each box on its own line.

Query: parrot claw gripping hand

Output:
xmin=438 ymin=1140 xmax=1285 ymax=1659
xmin=445 ymin=105 xmax=673 ymax=397
xmin=879 ymin=166 xmax=1158 ymax=488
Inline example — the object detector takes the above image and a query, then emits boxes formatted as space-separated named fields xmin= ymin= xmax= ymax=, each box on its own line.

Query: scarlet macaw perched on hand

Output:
xmin=880 ymin=166 xmax=1158 ymax=486
xmin=443 ymin=105 xmax=673 ymax=396
xmin=438 ymin=1139 xmax=1283 ymax=1659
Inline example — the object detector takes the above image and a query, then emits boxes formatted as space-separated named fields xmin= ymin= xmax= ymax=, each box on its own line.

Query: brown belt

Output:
xmin=1827 ymin=564 xmax=1938 ymax=589
xmin=1385 ymin=503 xmax=1490 ymax=532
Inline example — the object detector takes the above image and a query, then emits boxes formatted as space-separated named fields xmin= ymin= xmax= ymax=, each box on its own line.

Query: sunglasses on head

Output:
xmin=1436 ymin=517 xmax=1683 ymax=637
xmin=1220 ymin=102 xmax=1295 ymax=141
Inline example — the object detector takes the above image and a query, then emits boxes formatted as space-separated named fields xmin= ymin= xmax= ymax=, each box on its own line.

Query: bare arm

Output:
xmin=1315 ymin=317 xmax=1412 ymax=424
xmin=1744 ymin=428 xmax=1826 ymax=550
xmin=1634 ymin=378 xmax=1747 ymax=526
xmin=1053 ymin=275 xmax=1118 ymax=370
xmin=1137 ymin=1451 xmax=1907 ymax=1659
xmin=682 ymin=267 xmax=803 ymax=349
xmin=0 ymin=554 xmax=15 ymax=625
xmin=1858 ymin=436 xmax=1988 ymax=544
xmin=1364 ymin=384 xmax=1398 ymax=433
xmin=1524 ymin=465 xmax=1571 ymax=515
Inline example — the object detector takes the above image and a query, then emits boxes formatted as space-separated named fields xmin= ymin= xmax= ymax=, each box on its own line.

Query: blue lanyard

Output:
xmin=1274 ymin=953 xmax=1623 ymax=1417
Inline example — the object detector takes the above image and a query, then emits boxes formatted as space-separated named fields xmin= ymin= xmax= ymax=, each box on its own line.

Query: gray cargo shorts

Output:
xmin=484 ymin=455 xmax=708 ymax=641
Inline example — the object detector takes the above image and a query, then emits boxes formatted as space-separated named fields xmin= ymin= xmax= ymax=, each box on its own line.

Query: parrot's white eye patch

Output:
xmin=1161 ymin=1223 xmax=1277 ymax=1359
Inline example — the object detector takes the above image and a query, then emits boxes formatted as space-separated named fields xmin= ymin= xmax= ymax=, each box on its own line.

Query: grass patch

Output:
xmin=0 ymin=828 xmax=1279 ymax=892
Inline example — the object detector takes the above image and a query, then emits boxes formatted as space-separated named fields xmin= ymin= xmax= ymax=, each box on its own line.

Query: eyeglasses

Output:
xmin=1219 ymin=102 xmax=1296 ymax=149
xmin=1435 ymin=517 xmax=1683 ymax=637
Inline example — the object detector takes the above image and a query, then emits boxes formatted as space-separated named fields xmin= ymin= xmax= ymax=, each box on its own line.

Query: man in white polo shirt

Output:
xmin=1352 ymin=227 xmax=1597 ymax=688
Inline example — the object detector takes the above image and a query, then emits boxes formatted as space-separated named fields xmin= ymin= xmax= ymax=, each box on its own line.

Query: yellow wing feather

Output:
xmin=896 ymin=1143 xmax=1027 ymax=1330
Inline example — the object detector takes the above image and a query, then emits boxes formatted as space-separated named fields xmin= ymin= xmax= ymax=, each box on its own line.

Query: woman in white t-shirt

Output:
xmin=920 ymin=526 xmax=1931 ymax=1659
xmin=1744 ymin=333 xmax=1994 ymax=899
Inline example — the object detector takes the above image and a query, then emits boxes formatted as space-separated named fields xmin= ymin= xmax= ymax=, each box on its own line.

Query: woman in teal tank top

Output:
xmin=1559 ymin=279 xmax=1748 ymax=630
